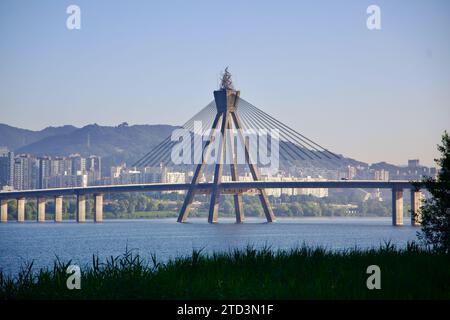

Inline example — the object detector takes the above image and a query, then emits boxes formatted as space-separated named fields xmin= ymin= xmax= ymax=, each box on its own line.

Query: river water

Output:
xmin=0 ymin=217 xmax=419 ymax=275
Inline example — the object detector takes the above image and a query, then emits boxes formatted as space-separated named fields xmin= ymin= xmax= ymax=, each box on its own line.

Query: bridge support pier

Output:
xmin=37 ymin=197 xmax=46 ymax=222
xmin=411 ymin=190 xmax=422 ymax=226
xmin=17 ymin=198 xmax=25 ymax=222
xmin=54 ymin=196 xmax=63 ymax=223
xmin=77 ymin=194 xmax=86 ymax=223
xmin=392 ymin=187 xmax=404 ymax=226
xmin=228 ymin=120 xmax=244 ymax=223
xmin=94 ymin=193 xmax=103 ymax=223
xmin=1 ymin=199 xmax=8 ymax=223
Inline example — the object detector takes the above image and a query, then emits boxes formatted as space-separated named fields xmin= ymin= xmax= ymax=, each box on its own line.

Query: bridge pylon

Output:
xmin=177 ymin=68 xmax=275 ymax=224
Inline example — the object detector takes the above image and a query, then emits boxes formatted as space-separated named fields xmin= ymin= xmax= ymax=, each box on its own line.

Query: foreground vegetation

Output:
xmin=1 ymin=245 xmax=449 ymax=300
xmin=415 ymin=131 xmax=450 ymax=253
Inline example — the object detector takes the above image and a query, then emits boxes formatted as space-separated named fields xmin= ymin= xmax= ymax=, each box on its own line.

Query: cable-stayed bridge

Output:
xmin=0 ymin=69 xmax=423 ymax=226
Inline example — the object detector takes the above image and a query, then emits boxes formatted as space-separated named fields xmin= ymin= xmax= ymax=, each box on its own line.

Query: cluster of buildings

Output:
xmin=222 ymin=174 xmax=328 ymax=198
xmin=0 ymin=148 xmax=101 ymax=191
xmin=343 ymin=159 xmax=436 ymax=181
xmin=106 ymin=164 xmax=328 ymax=198
xmin=0 ymin=147 xmax=436 ymax=201
xmin=108 ymin=164 xmax=185 ymax=185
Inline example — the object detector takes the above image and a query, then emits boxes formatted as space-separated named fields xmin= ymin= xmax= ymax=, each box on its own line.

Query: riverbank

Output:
xmin=1 ymin=244 xmax=449 ymax=299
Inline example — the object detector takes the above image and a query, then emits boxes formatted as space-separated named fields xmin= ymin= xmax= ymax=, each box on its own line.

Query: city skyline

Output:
xmin=0 ymin=146 xmax=437 ymax=191
xmin=1 ymin=0 xmax=449 ymax=167
xmin=0 ymin=118 xmax=442 ymax=168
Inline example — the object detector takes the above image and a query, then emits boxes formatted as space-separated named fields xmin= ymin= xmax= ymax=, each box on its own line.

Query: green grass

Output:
xmin=1 ymin=244 xmax=449 ymax=300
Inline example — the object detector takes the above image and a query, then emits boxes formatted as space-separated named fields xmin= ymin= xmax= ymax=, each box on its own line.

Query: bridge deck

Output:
xmin=0 ymin=180 xmax=417 ymax=199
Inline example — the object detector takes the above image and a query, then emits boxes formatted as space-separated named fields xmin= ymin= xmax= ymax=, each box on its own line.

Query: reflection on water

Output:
xmin=0 ymin=217 xmax=419 ymax=274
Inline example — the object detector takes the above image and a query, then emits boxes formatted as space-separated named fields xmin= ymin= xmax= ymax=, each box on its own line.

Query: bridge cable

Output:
xmin=239 ymin=98 xmax=341 ymax=160
xmin=134 ymin=103 xmax=215 ymax=167
xmin=145 ymin=105 xmax=216 ymax=167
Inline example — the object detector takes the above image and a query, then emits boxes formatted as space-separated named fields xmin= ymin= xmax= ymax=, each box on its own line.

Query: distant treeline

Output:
xmin=4 ymin=189 xmax=405 ymax=220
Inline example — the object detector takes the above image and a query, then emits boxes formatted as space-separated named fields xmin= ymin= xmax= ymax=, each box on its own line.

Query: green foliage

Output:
xmin=289 ymin=203 xmax=303 ymax=216
xmin=7 ymin=200 xmax=16 ymax=220
xmin=14 ymin=190 xmax=391 ymax=221
xmin=361 ymin=199 xmax=389 ymax=217
xmin=416 ymin=131 xmax=450 ymax=253
xmin=1 ymin=245 xmax=449 ymax=299
xmin=25 ymin=202 xmax=35 ymax=220
xmin=223 ymin=198 xmax=234 ymax=215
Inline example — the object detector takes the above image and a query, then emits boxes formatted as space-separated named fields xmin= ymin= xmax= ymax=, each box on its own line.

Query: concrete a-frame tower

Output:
xmin=177 ymin=68 xmax=276 ymax=223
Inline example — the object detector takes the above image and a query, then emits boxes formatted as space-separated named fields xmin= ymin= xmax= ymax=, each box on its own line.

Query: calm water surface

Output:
xmin=0 ymin=217 xmax=419 ymax=275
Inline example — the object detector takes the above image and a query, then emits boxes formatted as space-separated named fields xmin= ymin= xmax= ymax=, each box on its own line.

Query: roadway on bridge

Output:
xmin=0 ymin=180 xmax=416 ymax=199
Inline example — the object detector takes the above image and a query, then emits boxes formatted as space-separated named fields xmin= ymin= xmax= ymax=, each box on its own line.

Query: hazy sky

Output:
xmin=0 ymin=0 xmax=449 ymax=166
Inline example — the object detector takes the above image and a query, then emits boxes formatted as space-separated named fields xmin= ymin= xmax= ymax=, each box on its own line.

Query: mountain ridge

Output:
xmin=1 ymin=122 xmax=411 ymax=172
xmin=0 ymin=123 xmax=178 ymax=170
xmin=0 ymin=123 xmax=78 ymax=151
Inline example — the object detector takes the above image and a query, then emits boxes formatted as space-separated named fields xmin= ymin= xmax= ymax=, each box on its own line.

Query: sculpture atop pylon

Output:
xmin=220 ymin=67 xmax=234 ymax=90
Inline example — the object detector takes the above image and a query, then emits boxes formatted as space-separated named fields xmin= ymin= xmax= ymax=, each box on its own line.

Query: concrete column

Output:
xmin=411 ymin=190 xmax=422 ymax=226
xmin=54 ymin=196 xmax=63 ymax=223
xmin=94 ymin=193 xmax=103 ymax=223
xmin=392 ymin=187 xmax=404 ymax=226
xmin=1 ymin=199 xmax=8 ymax=223
xmin=37 ymin=197 xmax=46 ymax=222
xmin=77 ymin=194 xmax=86 ymax=223
xmin=17 ymin=198 xmax=25 ymax=222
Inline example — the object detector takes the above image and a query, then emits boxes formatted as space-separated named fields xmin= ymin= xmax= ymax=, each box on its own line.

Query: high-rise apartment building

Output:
xmin=70 ymin=154 xmax=86 ymax=175
xmin=38 ymin=156 xmax=51 ymax=189
xmin=408 ymin=159 xmax=420 ymax=168
xmin=13 ymin=154 xmax=35 ymax=190
xmin=86 ymin=155 xmax=102 ymax=184
xmin=0 ymin=150 xmax=14 ymax=188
